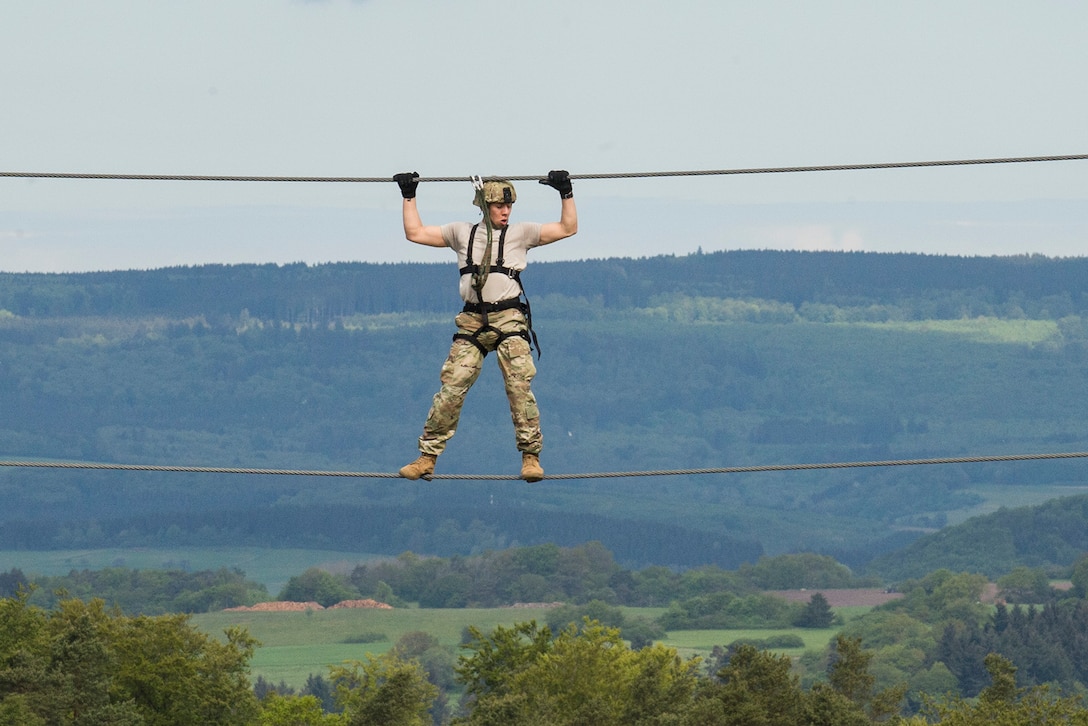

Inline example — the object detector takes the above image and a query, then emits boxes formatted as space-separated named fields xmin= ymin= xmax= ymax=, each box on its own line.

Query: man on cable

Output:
xmin=393 ymin=170 xmax=578 ymax=482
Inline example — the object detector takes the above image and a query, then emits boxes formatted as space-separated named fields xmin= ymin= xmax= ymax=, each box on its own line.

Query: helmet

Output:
xmin=472 ymin=179 xmax=517 ymax=208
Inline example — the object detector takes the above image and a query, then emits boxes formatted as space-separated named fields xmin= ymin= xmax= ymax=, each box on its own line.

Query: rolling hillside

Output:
xmin=2 ymin=250 xmax=1087 ymax=569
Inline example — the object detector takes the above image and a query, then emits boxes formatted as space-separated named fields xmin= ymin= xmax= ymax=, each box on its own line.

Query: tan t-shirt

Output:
xmin=442 ymin=221 xmax=543 ymax=303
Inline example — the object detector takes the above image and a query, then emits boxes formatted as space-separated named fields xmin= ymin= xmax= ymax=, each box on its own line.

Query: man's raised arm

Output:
xmin=538 ymin=170 xmax=578 ymax=245
xmin=394 ymin=172 xmax=445 ymax=247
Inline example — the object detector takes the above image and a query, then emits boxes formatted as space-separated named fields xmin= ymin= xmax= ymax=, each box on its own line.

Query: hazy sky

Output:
xmin=2 ymin=0 xmax=1086 ymax=272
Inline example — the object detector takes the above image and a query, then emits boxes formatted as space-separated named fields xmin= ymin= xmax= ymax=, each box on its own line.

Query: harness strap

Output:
xmin=455 ymin=297 xmax=540 ymax=358
xmin=462 ymin=297 xmax=524 ymax=315
xmin=455 ymin=224 xmax=541 ymax=358
xmin=453 ymin=326 xmax=532 ymax=357
xmin=460 ymin=224 xmax=517 ymax=285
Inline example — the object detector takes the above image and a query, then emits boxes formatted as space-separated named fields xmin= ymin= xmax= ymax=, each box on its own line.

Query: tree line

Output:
xmin=4 ymin=251 xmax=1088 ymax=321
xmin=1 ymin=566 xmax=268 ymax=615
xmin=6 ymin=589 xmax=1087 ymax=725
xmin=7 ymin=542 xmax=1088 ymax=720
xmin=2 ymin=546 xmax=870 ymax=616
xmin=14 ymin=540 xmax=1088 ymax=708
xmin=829 ymin=563 xmax=1088 ymax=710
xmin=341 ymin=545 xmax=870 ymax=610
xmin=868 ymin=493 xmax=1088 ymax=580
xmin=937 ymin=600 xmax=1088 ymax=695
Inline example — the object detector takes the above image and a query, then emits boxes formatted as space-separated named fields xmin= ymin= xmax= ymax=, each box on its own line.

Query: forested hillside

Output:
xmin=4 ymin=251 xmax=1088 ymax=321
xmin=869 ymin=494 xmax=1088 ymax=580
xmin=2 ymin=251 xmax=1087 ymax=570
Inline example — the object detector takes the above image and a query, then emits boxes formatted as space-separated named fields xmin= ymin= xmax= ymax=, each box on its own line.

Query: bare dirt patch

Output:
xmin=224 ymin=598 xmax=392 ymax=612
xmin=766 ymin=589 xmax=904 ymax=607
xmin=327 ymin=599 xmax=394 ymax=610
xmin=508 ymin=602 xmax=564 ymax=609
xmin=224 ymin=601 xmax=325 ymax=612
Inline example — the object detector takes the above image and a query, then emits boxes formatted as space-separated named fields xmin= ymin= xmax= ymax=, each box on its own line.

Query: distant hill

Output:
xmin=4 ymin=249 xmax=1088 ymax=321
xmin=868 ymin=494 xmax=1088 ymax=581
xmin=2 ymin=250 xmax=1088 ymax=571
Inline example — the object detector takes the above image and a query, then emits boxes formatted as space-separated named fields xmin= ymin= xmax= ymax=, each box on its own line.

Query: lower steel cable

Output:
xmin=2 ymin=451 xmax=1087 ymax=481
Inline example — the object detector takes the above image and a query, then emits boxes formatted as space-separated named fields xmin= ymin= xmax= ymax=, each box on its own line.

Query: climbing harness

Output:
xmin=454 ymin=214 xmax=541 ymax=357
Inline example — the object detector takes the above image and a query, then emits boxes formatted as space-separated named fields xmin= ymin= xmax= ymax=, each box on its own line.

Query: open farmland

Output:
xmin=192 ymin=600 xmax=877 ymax=689
xmin=193 ymin=606 xmax=561 ymax=687
xmin=765 ymin=588 xmax=903 ymax=607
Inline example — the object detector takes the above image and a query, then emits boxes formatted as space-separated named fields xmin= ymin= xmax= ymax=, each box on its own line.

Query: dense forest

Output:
xmin=1 ymin=545 xmax=866 ymax=619
xmin=14 ymin=587 xmax=1088 ymax=725
xmin=8 ymin=538 xmax=1088 ymax=721
xmin=5 ymin=251 xmax=1088 ymax=321
xmin=868 ymin=494 xmax=1088 ymax=580
xmin=2 ymin=251 xmax=1088 ymax=572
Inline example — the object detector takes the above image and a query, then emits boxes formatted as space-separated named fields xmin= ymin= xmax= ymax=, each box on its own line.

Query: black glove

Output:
xmin=540 ymin=169 xmax=573 ymax=199
xmin=393 ymin=172 xmax=420 ymax=199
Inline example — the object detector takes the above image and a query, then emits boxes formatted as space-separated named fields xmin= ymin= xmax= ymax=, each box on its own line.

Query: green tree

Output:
xmin=0 ymin=568 xmax=29 ymax=598
xmin=916 ymin=653 xmax=1088 ymax=725
xmin=0 ymin=592 xmax=51 ymax=721
xmin=1069 ymin=553 xmax=1088 ymax=598
xmin=546 ymin=599 xmax=627 ymax=633
xmin=108 ymin=609 xmax=260 ymax=725
xmin=456 ymin=619 xmax=700 ymax=726
xmin=687 ymin=644 xmax=808 ymax=726
xmin=794 ymin=592 xmax=837 ymax=628
xmin=456 ymin=621 xmax=554 ymax=705
xmin=257 ymin=692 xmax=340 ymax=725
xmin=884 ymin=570 xmax=990 ymax=625
xmin=393 ymin=630 xmax=457 ymax=692
xmin=825 ymin=635 xmax=905 ymax=722
xmin=279 ymin=568 xmax=359 ymax=608
xmin=0 ymin=594 xmax=258 ymax=725
xmin=0 ymin=695 xmax=47 ymax=726
xmin=996 ymin=566 xmax=1051 ymax=603
xmin=46 ymin=599 xmax=145 ymax=725
xmin=738 ymin=553 xmax=865 ymax=589
xmin=330 ymin=652 xmax=437 ymax=726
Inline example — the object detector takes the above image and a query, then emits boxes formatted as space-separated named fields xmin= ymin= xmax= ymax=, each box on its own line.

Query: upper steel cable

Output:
xmin=1 ymin=153 xmax=1087 ymax=184
xmin=2 ymin=451 xmax=1087 ymax=481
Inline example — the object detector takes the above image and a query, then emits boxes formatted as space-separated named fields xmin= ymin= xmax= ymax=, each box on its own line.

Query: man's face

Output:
xmin=488 ymin=202 xmax=512 ymax=228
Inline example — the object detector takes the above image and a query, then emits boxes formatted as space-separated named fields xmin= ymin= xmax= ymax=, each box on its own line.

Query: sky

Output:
xmin=1 ymin=0 xmax=1087 ymax=273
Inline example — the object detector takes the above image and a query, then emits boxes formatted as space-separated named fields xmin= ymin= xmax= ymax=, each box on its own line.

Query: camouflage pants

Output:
xmin=417 ymin=308 xmax=542 ymax=456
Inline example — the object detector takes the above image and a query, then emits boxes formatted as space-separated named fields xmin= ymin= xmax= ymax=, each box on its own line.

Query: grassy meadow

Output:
xmin=191 ymin=605 xmax=863 ymax=688
xmin=855 ymin=317 xmax=1060 ymax=344
xmin=193 ymin=606 xmax=562 ymax=687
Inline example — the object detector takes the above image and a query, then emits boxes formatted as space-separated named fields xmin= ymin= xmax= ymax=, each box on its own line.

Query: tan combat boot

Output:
xmin=399 ymin=453 xmax=437 ymax=480
xmin=520 ymin=452 xmax=544 ymax=482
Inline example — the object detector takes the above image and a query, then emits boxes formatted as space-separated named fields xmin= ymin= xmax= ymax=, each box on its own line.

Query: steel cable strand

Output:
xmin=2 ymin=153 xmax=1087 ymax=184
xmin=0 ymin=460 xmax=399 ymax=477
xmin=2 ymin=450 xmax=1087 ymax=481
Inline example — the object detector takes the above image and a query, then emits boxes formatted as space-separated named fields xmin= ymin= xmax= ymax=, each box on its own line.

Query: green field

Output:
xmin=856 ymin=317 xmax=1061 ymax=344
xmin=0 ymin=547 xmax=386 ymax=596
xmin=191 ymin=606 xmax=863 ymax=689
xmin=193 ymin=606 xmax=562 ymax=687
xmin=662 ymin=627 xmax=838 ymax=660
